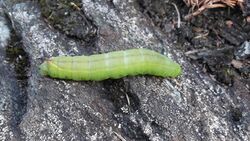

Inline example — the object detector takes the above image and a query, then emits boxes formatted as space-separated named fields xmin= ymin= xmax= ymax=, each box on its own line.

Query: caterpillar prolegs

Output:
xmin=39 ymin=48 xmax=182 ymax=81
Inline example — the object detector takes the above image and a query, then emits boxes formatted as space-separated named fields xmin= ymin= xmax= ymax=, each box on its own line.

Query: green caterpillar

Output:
xmin=39 ymin=48 xmax=182 ymax=81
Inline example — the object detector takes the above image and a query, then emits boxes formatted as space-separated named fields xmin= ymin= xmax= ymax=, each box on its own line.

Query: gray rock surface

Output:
xmin=0 ymin=48 xmax=15 ymax=141
xmin=235 ymin=41 xmax=250 ymax=60
xmin=0 ymin=0 xmax=249 ymax=140
xmin=0 ymin=7 xmax=27 ymax=140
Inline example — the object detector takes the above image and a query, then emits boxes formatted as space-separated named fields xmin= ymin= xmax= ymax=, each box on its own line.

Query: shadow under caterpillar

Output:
xmin=39 ymin=48 xmax=182 ymax=81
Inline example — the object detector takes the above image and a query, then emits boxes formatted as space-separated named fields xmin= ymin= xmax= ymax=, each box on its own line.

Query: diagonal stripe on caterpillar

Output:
xmin=39 ymin=48 xmax=182 ymax=81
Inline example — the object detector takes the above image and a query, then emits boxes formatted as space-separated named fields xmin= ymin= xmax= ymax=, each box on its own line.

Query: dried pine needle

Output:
xmin=184 ymin=0 xmax=244 ymax=19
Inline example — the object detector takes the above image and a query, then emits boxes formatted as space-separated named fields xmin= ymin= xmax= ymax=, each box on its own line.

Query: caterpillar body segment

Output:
xmin=39 ymin=48 xmax=182 ymax=81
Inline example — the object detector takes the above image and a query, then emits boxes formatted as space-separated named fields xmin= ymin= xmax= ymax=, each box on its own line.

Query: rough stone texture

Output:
xmin=0 ymin=17 xmax=10 ymax=48
xmin=0 ymin=0 xmax=249 ymax=141
xmin=0 ymin=8 xmax=27 ymax=141
xmin=235 ymin=41 xmax=250 ymax=60
xmin=0 ymin=49 xmax=15 ymax=141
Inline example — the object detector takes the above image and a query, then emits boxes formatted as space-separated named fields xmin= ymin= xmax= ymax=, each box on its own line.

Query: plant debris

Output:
xmin=184 ymin=0 xmax=244 ymax=19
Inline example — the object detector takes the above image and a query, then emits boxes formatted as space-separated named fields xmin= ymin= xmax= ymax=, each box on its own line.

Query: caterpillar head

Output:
xmin=39 ymin=60 xmax=49 ymax=76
